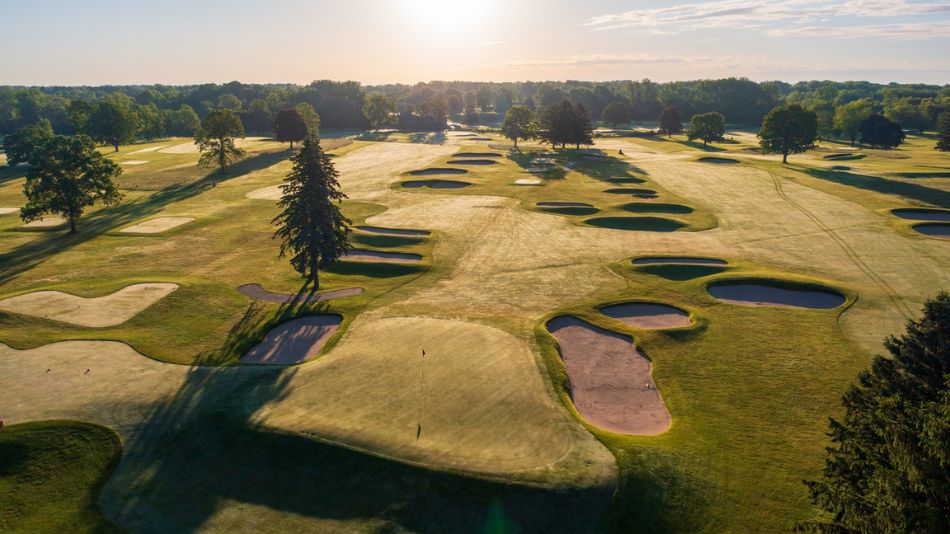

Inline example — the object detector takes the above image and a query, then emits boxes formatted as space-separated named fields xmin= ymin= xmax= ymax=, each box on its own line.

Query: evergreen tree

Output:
xmin=658 ymin=107 xmax=683 ymax=137
xmin=758 ymin=104 xmax=818 ymax=163
xmin=21 ymin=135 xmax=123 ymax=233
xmin=196 ymin=109 xmax=245 ymax=173
xmin=687 ymin=112 xmax=726 ymax=147
xmin=272 ymin=134 xmax=351 ymax=288
xmin=272 ymin=108 xmax=309 ymax=148
xmin=936 ymin=112 xmax=950 ymax=151
xmin=859 ymin=114 xmax=906 ymax=149
xmin=800 ymin=292 xmax=950 ymax=534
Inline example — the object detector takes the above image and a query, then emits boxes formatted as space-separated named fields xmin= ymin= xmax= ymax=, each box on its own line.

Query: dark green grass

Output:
xmin=586 ymin=216 xmax=686 ymax=232
xmin=620 ymin=202 xmax=694 ymax=214
xmin=823 ymin=153 xmax=865 ymax=161
xmin=607 ymin=177 xmax=647 ymax=184
xmin=351 ymin=233 xmax=426 ymax=248
xmin=803 ymin=168 xmax=950 ymax=208
xmin=0 ymin=420 xmax=122 ymax=533
xmin=635 ymin=264 xmax=729 ymax=281
xmin=697 ymin=157 xmax=739 ymax=164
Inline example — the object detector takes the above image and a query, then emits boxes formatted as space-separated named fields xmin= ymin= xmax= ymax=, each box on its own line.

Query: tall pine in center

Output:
xmin=273 ymin=134 xmax=351 ymax=288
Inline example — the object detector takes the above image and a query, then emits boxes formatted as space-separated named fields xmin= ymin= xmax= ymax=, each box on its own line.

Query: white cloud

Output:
xmin=768 ymin=20 xmax=950 ymax=38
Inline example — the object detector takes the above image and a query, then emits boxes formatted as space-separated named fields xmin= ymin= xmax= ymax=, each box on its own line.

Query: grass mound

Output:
xmin=635 ymin=263 xmax=728 ymax=281
xmin=585 ymin=216 xmax=686 ymax=232
xmin=620 ymin=202 xmax=693 ymax=214
xmin=0 ymin=420 xmax=121 ymax=533
xmin=697 ymin=157 xmax=739 ymax=164
xmin=408 ymin=168 xmax=468 ymax=176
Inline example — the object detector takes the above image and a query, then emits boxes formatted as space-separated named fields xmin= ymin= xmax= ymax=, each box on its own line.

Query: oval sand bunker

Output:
xmin=356 ymin=225 xmax=430 ymax=236
xmin=633 ymin=257 xmax=726 ymax=265
xmin=342 ymin=250 xmax=422 ymax=263
xmin=401 ymin=179 xmax=471 ymax=189
xmin=0 ymin=282 xmax=178 ymax=327
xmin=447 ymin=159 xmax=496 ymax=165
xmin=120 ymin=217 xmax=194 ymax=234
xmin=241 ymin=315 xmax=342 ymax=365
xmin=913 ymin=223 xmax=950 ymax=238
xmin=408 ymin=167 xmax=468 ymax=176
xmin=546 ymin=316 xmax=670 ymax=435
xmin=708 ymin=281 xmax=844 ymax=309
xmin=892 ymin=208 xmax=950 ymax=222
xmin=601 ymin=302 xmax=692 ymax=329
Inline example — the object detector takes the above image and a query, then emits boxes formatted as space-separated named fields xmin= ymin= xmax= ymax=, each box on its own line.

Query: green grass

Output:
xmin=0 ymin=420 xmax=121 ymax=533
xmin=634 ymin=263 xmax=729 ymax=281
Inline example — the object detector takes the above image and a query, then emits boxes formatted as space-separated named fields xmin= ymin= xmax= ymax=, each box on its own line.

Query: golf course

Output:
xmin=1 ymin=123 xmax=947 ymax=531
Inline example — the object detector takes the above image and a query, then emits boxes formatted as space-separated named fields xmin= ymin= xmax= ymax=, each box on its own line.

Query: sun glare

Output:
xmin=401 ymin=0 xmax=495 ymax=37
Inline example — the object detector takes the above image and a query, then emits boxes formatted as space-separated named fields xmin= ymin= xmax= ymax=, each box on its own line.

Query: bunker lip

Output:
xmin=586 ymin=216 xmax=686 ymax=232
xmin=633 ymin=257 xmax=727 ymax=265
xmin=600 ymin=302 xmax=692 ymax=329
xmin=342 ymin=249 xmax=422 ymax=263
xmin=356 ymin=225 xmax=430 ymax=236
xmin=452 ymin=152 xmax=502 ymax=158
xmin=698 ymin=156 xmax=739 ymax=164
xmin=446 ymin=159 xmax=497 ymax=165
xmin=408 ymin=167 xmax=469 ymax=176
xmin=707 ymin=280 xmax=845 ymax=309
xmin=238 ymin=284 xmax=364 ymax=303
xmin=537 ymin=202 xmax=594 ymax=208
xmin=240 ymin=315 xmax=342 ymax=365
xmin=620 ymin=202 xmax=693 ymax=214
xmin=119 ymin=217 xmax=194 ymax=234
xmin=546 ymin=315 xmax=671 ymax=435
xmin=401 ymin=179 xmax=471 ymax=189
xmin=892 ymin=208 xmax=950 ymax=222
xmin=913 ymin=223 xmax=950 ymax=237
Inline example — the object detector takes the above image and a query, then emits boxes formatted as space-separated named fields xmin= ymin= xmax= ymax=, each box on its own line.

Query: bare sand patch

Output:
xmin=342 ymin=250 xmax=422 ymax=263
xmin=22 ymin=216 xmax=66 ymax=229
xmin=119 ymin=217 xmax=194 ymax=234
xmin=401 ymin=179 xmax=471 ymax=189
xmin=238 ymin=284 xmax=363 ymax=303
xmin=708 ymin=281 xmax=844 ymax=309
xmin=408 ymin=167 xmax=469 ymax=176
xmin=356 ymin=225 xmax=430 ymax=236
xmin=246 ymin=185 xmax=283 ymax=200
xmin=633 ymin=257 xmax=727 ymax=265
xmin=547 ymin=316 xmax=670 ymax=435
xmin=914 ymin=223 xmax=950 ymax=238
xmin=0 ymin=282 xmax=178 ymax=327
xmin=514 ymin=178 xmax=542 ymax=185
xmin=241 ymin=315 xmax=342 ymax=365
xmin=128 ymin=145 xmax=169 ymax=154
xmin=0 ymin=207 xmax=18 ymax=215
xmin=158 ymin=141 xmax=199 ymax=154
xmin=600 ymin=302 xmax=692 ymax=329
xmin=120 ymin=160 xmax=148 ymax=165
xmin=892 ymin=208 xmax=950 ymax=222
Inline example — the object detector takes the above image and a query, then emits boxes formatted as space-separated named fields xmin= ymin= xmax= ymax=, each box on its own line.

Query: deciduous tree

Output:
xmin=363 ymin=93 xmax=396 ymax=132
xmin=294 ymin=103 xmax=321 ymax=135
xmin=601 ymin=101 xmax=631 ymax=128
xmin=658 ymin=106 xmax=682 ymax=137
xmin=834 ymin=99 xmax=873 ymax=147
xmin=686 ymin=112 xmax=725 ymax=147
xmin=196 ymin=109 xmax=245 ymax=173
xmin=3 ymin=119 xmax=52 ymax=166
xmin=272 ymin=108 xmax=309 ymax=148
xmin=86 ymin=94 xmax=141 ymax=151
xmin=758 ymin=104 xmax=818 ymax=163
xmin=859 ymin=114 xmax=905 ymax=149
xmin=20 ymin=135 xmax=122 ymax=233
xmin=936 ymin=112 xmax=950 ymax=151
xmin=500 ymin=106 xmax=537 ymax=149
xmin=272 ymin=134 xmax=351 ymax=288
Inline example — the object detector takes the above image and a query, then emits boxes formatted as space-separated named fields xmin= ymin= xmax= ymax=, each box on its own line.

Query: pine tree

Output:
xmin=933 ymin=112 xmax=949 ymax=151
xmin=272 ymin=134 xmax=351 ymax=288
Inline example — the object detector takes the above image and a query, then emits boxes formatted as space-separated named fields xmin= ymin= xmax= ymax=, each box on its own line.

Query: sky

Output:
xmin=2 ymin=0 xmax=948 ymax=85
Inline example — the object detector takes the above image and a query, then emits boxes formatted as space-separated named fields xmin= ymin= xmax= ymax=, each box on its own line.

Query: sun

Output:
xmin=401 ymin=0 xmax=495 ymax=37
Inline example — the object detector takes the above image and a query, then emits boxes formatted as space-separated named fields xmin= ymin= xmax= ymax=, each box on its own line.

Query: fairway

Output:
xmin=1 ymin=129 xmax=948 ymax=532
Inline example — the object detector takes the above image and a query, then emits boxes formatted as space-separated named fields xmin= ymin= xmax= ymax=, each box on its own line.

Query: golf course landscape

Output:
xmin=1 ymin=123 xmax=947 ymax=531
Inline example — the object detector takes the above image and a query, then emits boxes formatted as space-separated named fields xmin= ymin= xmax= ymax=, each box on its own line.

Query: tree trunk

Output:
xmin=113 ymin=142 xmax=119 ymax=152
xmin=290 ymin=140 xmax=294 ymax=149
xmin=783 ymin=151 xmax=788 ymax=164
xmin=68 ymin=217 xmax=77 ymax=234
xmin=513 ymin=138 xmax=518 ymax=149
xmin=310 ymin=255 xmax=320 ymax=289
xmin=703 ymin=139 xmax=707 ymax=147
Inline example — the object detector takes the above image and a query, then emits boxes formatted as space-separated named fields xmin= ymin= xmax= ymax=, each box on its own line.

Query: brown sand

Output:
xmin=547 ymin=316 xmax=671 ymax=435
xmin=246 ymin=185 xmax=283 ymax=200
xmin=342 ymin=250 xmax=422 ymax=263
xmin=356 ymin=225 xmax=430 ymax=236
xmin=119 ymin=217 xmax=194 ymax=234
xmin=0 ymin=282 xmax=178 ymax=327
xmin=0 ymin=207 xmax=18 ymax=215
xmin=514 ymin=178 xmax=542 ymax=185
xmin=600 ymin=303 xmax=692 ymax=329
xmin=708 ymin=282 xmax=844 ymax=308
xmin=120 ymin=160 xmax=148 ymax=165
xmin=22 ymin=217 xmax=66 ymax=229
xmin=633 ymin=257 xmax=727 ymax=265
xmin=238 ymin=284 xmax=364 ymax=303
xmin=241 ymin=315 xmax=342 ymax=365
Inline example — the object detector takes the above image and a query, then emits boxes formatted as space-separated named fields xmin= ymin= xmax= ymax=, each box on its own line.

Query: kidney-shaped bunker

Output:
xmin=708 ymin=280 xmax=845 ymax=309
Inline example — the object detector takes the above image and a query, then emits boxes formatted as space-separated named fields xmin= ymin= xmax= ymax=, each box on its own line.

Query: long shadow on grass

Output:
xmin=0 ymin=150 xmax=289 ymax=285
xmin=803 ymin=168 xmax=950 ymax=208
xmin=100 ymin=283 xmax=612 ymax=532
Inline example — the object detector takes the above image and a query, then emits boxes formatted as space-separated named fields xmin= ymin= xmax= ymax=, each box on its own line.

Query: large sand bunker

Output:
xmin=119 ymin=217 xmax=194 ymax=234
xmin=120 ymin=160 xmax=148 ymax=165
xmin=246 ymin=185 xmax=283 ymax=200
xmin=408 ymin=167 xmax=468 ymax=176
xmin=514 ymin=178 xmax=542 ymax=185
xmin=447 ymin=159 xmax=497 ymax=165
xmin=892 ymin=208 xmax=950 ymax=222
xmin=586 ymin=216 xmax=686 ymax=232
xmin=913 ymin=223 xmax=950 ymax=238
xmin=238 ymin=284 xmax=364 ymax=303
xmin=708 ymin=281 xmax=844 ymax=309
xmin=620 ymin=202 xmax=693 ymax=214
xmin=604 ymin=188 xmax=655 ymax=195
xmin=607 ymin=177 xmax=646 ymax=184
xmin=241 ymin=315 xmax=342 ymax=365
xmin=546 ymin=316 xmax=671 ymax=435
xmin=402 ymin=179 xmax=471 ymax=189
xmin=0 ymin=207 xmax=18 ymax=215
xmin=356 ymin=225 xmax=430 ymax=236
xmin=0 ymin=283 xmax=178 ymax=327
xmin=22 ymin=216 xmax=66 ymax=229
xmin=600 ymin=302 xmax=692 ymax=329
xmin=633 ymin=257 xmax=727 ymax=265
xmin=698 ymin=156 xmax=739 ymax=164
xmin=128 ymin=145 xmax=169 ymax=154
xmin=453 ymin=152 xmax=502 ymax=158
xmin=342 ymin=250 xmax=422 ymax=263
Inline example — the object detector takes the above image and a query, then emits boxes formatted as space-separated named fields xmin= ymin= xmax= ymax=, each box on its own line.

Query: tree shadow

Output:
xmin=0 ymin=165 xmax=26 ymax=185
xmin=802 ymin=168 xmax=950 ymax=208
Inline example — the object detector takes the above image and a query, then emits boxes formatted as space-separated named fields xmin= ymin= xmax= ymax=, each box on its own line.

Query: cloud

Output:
xmin=768 ymin=20 xmax=950 ymax=38
xmin=584 ymin=0 xmax=950 ymax=38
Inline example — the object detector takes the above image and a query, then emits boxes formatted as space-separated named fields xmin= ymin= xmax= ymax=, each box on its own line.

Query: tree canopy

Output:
xmin=363 ymin=93 xmax=396 ymax=132
xmin=686 ymin=112 xmax=725 ymax=147
xmin=3 ymin=119 xmax=52 ymax=166
xmin=294 ymin=103 xmax=321 ymax=136
xmin=272 ymin=108 xmax=309 ymax=148
xmin=601 ymin=101 xmax=631 ymax=128
xmin=537 ymin=100 xmax=592 ymax=149
xmin=758 ymin=104 xmax=818 ymax=163
xmin=20 ymin=135 xmax=123 ymax=233
xmin=272 ymin=134 xmax=351 ymax=288
xmin=859 ymin=114 xmax=905 ymax=149
xmin=196 ymin=109 xmax=245 ymax=173
xmin=833 ymin=99 xmax=873 ymax=147
xmin=800 ymin=292 xmax=950 ymax=534
xmin=936 ymin=112 xmax=950 ymax=151
xmin=86 ymin=94 xmax=141 ymax=151
xmin=500 ymin=106 xmax=537 ymax=149
xmin=658 ymin=107 xmax=683 ymax=137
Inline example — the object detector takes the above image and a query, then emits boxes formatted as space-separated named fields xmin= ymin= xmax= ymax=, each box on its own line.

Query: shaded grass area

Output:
xmin=0 ymin=420 xmax=121 ymax=533
xmin=803 ymin=168 xmax=950 ymax=208
xmin=635 ymin=264 xmax=729 ymax=281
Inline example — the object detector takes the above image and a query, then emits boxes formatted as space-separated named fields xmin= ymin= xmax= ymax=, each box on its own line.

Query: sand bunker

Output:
xmin=604 ymin=188 xmax=656 ymax=196
xmin=453 ymin=152 xmax=501 ymax=158
xmin=238 ymin=284 xmax=363 ymax=303
xmin=120 ymin=160 xmax=148 ymax=165
xmin=241 ymin=315 xmax=342 ymax=365
xmin=246 ymin=185 xmax=283 ymax=200
xmin=607 ymin=177 xmax=646 ymax=184
xmin=128 ymin=145 xmax=169 ymax=154
xmin=547 ymin=316 xmax=670 ymax=435
xmin=620 ymin=202 xmax=692 ymax=214
xmin=633 ymin=257 xmax=727 ymax=265
xmin=356 ymin=225 xmax=430 ymax=236
xmin=913 ymin=223 xmax=950 ymax=238
xmin=698 ymin=157 xmax=739 ymax=164
xmin=119 ymin=217 xmax=194 ymax=234
xmin=159 ymin=142 xmax=199 ymax=154
xmin=408 ymin=167 xmax=469 ymax=176
xmin=0 ymin=207 xmax=18 ymax=215
xmin=402 ymin=179 xmax=471 ymax=189
xmin=342 ymin=249 xmax=422 ymax=263
xmin=537 ymin=202 xmax=593 ymax=208
xmin=824 ymin=153 xmax=865 ymax=161
xmin=708 ymin=281 xmax=844 ymax=309
xmin=447 ymin=159 xmax=497 ymax=166
xmin=586 ymin=216 xmax=685 ymax=232
xmin=830 ymin=165 xmax=851 ymax=171
xmin=514 ymin=178 xmax=542 ymax=185
xmin=600 ymin=302 xmax=692 ymax=329
xmin=470 ymin=137 xmax=493 ymax=141
xmin=22 ymin=216 xmax=66 ymax=229
xmin=892 ymin=208 xmax=950 ymax=222
xmin=0 ymin=282 xmax=178 ymax=327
